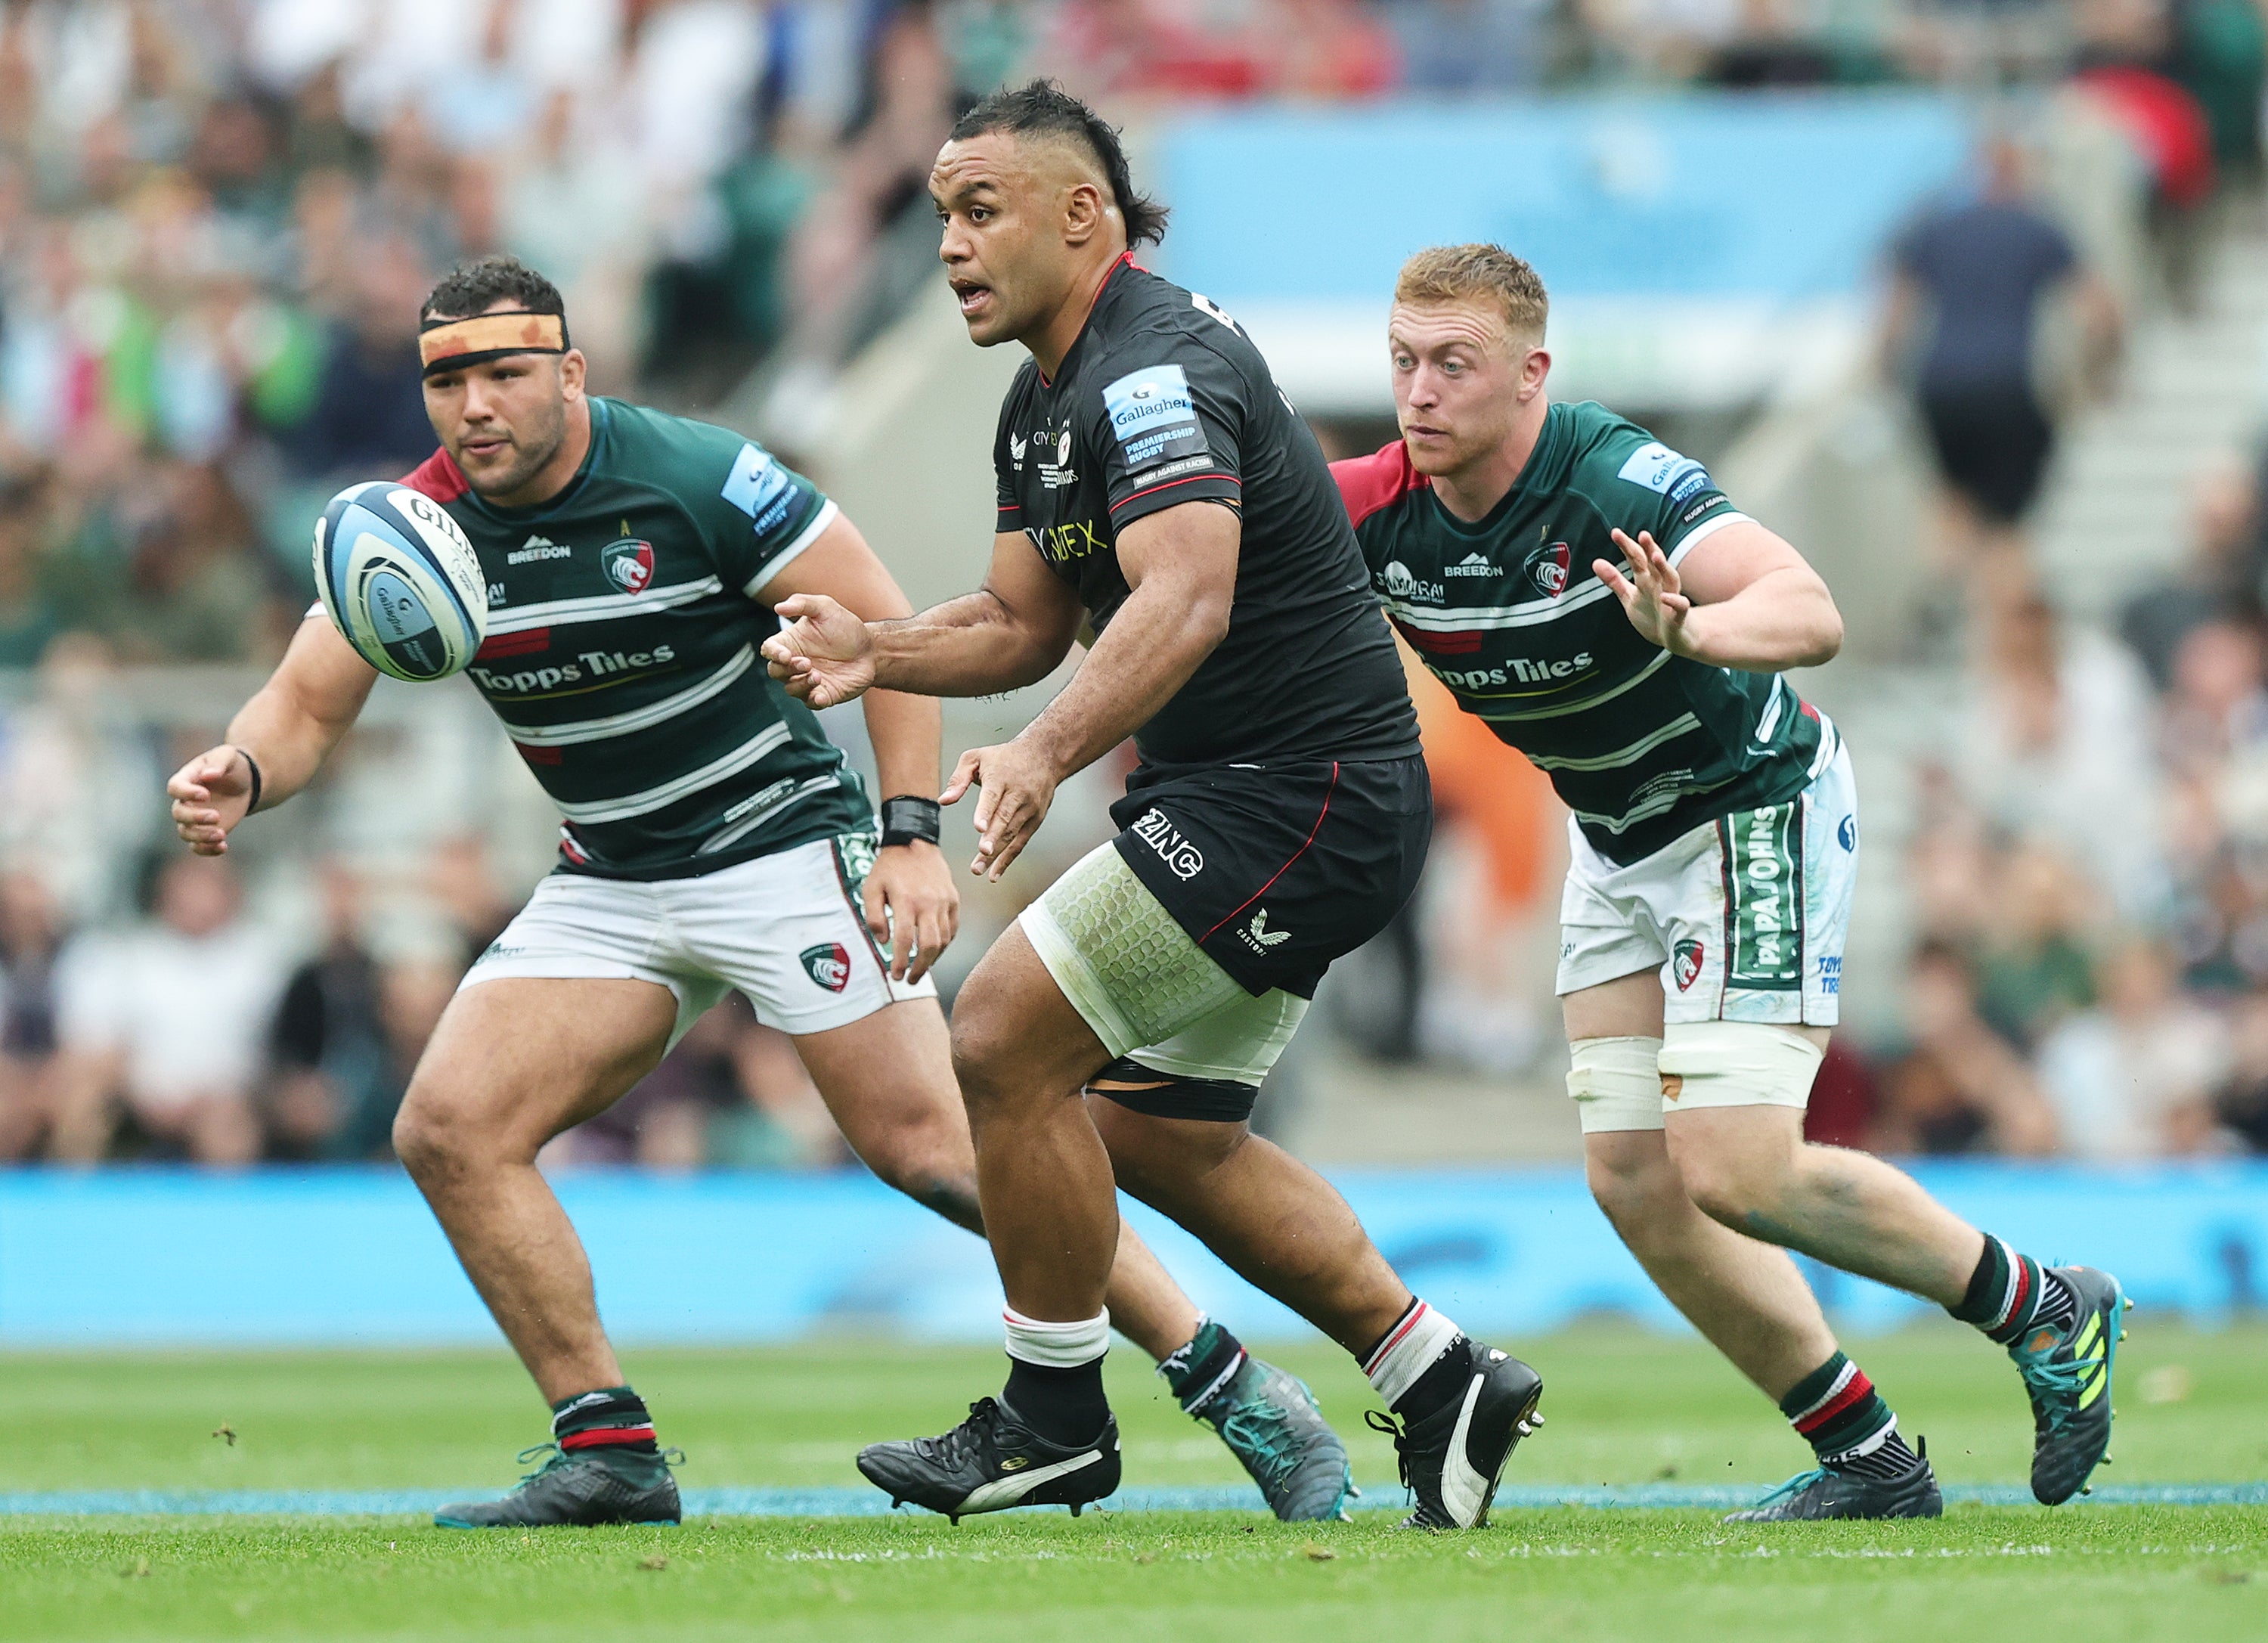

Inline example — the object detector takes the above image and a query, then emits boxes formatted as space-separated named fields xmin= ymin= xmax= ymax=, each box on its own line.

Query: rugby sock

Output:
xmin=1002 ymin=1307 xmax=1112 ymax=1447
xmin=1159 ymin=1316 xmax=1247 ymax=1418
xmin=1950 ymin=1234 xmax=2078 ymax=1345
xmin=1780 ymin=1353 xmax=1916 ymax=1473
xmin=550 ymin=1386 xmax=659 ymax=1455
xmin=1361 ymin=1297 xmax=1469 ymax=1415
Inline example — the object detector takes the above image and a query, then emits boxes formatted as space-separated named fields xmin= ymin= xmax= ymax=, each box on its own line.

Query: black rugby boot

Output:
xmin=2012 ymin=1266 xmax=2128 ymax=1505
xmin=858 ymin=1397 xmax=1120 ymax=1524
xmin=1365 ymin=1341 xmax=1543 ymax=1530
xmin=433 ymin=1443 xmax=680 ymax=1529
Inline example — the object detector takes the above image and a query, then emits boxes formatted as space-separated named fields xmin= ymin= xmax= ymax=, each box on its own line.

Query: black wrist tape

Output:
xmin=237 ymin=748 xmax=264 ymax=816
xmin=880 ymin=795 xmax=941 ymax=847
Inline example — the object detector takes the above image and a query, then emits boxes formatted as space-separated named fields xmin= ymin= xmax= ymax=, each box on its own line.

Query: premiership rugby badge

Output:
xmin=1672 ymin=938 xmax=1705 ymax=992
xmin=602 ymin=538 xmax=655 ymax=594
xmin=1528 ymin=541 xmax=1571 ymax=598
xmin=801 ymin=942 xmax=852 ymax=994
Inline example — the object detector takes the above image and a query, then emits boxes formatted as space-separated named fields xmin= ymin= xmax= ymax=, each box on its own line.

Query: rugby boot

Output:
xmin=1198 ymin=1354 xmax=1356 ymax=1522
xmin=1364 ymin=1341 xmax=1543 ymax=1530
xmin=858 ymin=1397 xmax=1120 ymax=1524
xmin=2012 ymin=1265 xmax=2127 ymax=1505
xmin=433 ymin=1443 xmax=680 ymax=1528
xmin=1725 ymin=1442 xmax=1942 ymax=1522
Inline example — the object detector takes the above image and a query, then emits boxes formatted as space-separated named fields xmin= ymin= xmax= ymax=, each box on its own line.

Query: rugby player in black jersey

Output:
xmin=1334 ymin=243 xmax=2124 ymax=1518
xmin=163 ymin=256 xmax=1363 ymax=1528
xmin=764 ymin=83 xmax=1542 ymax=1529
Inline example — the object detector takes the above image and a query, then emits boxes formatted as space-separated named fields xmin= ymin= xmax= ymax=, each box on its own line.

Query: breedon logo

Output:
xmin=801 ymin=942 xmax=852 ymax=993
xmin=602 ymin=538 xmax=655 ymax=594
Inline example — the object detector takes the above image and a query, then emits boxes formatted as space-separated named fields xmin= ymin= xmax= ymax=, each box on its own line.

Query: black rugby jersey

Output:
xmin=398 ymin=397 xmax=871 ymax=879
xmin=993 ymin=256 xmax=1418 ymax=771
xmin=1336 ymin=401 xmax=1831 ymax=866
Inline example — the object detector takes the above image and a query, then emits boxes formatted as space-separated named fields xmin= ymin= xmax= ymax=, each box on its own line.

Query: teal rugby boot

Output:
xmin=434 ymin=1443 xmax=681 ymax=1528
xmin=1196 ymin=1353 xmax=1356 ymax=1522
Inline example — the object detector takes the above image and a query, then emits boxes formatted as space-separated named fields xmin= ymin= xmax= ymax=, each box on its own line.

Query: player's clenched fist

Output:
xmin=762 ymin=593 xmax=878 ymax=708
xmin=168 ymin=745 xmax=256 ymax=856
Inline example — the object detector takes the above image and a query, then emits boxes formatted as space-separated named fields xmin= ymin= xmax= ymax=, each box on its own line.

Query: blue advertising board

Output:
xmin=4 ymin=1163 xmax=2264 ymax=1345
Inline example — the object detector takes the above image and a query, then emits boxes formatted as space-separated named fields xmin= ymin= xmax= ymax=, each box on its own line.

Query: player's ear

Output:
xmin=559 ymin=348 xmax=587 ymax=399
xmin=1062 ymin=180 xmax=1103 ymax=247
xmin=1519 ymin=345 xmax=1551 ymax=401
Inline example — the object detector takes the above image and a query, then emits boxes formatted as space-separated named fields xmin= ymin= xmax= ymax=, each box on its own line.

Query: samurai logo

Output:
xmin=602 ymin=538 xmax=655 ymax=594
xmin=1529 ymin=540 xmax=1571 ymax=598
xmin=1672 ymin=938 xmax=1705 ymax=992
xmin=801 ymin=942 xmax=852 ymax=994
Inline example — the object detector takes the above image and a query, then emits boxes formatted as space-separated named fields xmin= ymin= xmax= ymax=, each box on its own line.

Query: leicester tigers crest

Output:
xmin=602 ymin=538 xmax=655 ymax=594
xmin=1527 ymin=540 xmax=1571 ymax=598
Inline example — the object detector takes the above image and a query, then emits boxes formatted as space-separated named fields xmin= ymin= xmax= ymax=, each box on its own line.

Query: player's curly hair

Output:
xmin=1396 ymin=245 xmax=1549 ymax=343
xmin=950 ymin=80 xmax=1169 ymax=247
xmin=421 ymin=254 xmax=570 ymax=340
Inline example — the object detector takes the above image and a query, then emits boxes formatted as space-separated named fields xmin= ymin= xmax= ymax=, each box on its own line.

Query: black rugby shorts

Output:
xmin=1107 ymin=753 xmax=1433 ymax=1000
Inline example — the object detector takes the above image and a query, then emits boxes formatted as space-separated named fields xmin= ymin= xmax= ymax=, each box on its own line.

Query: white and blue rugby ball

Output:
xmin=313 ymin=482 xmax=486 ymax=681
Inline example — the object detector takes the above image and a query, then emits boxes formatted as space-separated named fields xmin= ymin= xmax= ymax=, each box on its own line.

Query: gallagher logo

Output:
xmin=1672 ymin=938 xmax=1706 ymax=992
xmin=1528 ymin=541 xmax=1571 ymax=598
xmin=602 ymin=538 xmax=655 ymax=594
xmin=800 ymin=942 xmax=852 ymax=993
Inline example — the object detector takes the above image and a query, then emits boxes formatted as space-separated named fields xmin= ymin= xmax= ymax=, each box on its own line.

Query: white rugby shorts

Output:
xmin=1556 ymin=736 xmax=1856 ymax=1028
xmin=460 ymin=834 xmax=935 ymax=1043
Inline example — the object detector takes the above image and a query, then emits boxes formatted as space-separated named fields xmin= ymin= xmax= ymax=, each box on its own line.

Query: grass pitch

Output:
xmin=4 ymin=1322 xmax=2264 ymax=1641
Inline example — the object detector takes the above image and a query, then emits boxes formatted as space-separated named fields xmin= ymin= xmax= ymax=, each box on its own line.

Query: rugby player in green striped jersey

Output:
xmin=1335 ymin=243 xmax=2126 ymax=1520
xmin=163 ymin=256 xmax=1356 ymax=1528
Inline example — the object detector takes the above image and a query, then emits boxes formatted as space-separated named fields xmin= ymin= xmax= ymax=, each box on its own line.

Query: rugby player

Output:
xmin=764 ymin=84 xmax=1543 ymax=1530
xmin=1332 ymin=243 xmax=2125 ymax=1519
xmin=164 ymin=255 xmax=1359 ymax=1527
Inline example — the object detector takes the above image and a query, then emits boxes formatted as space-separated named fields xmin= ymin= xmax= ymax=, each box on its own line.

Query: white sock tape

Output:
xmin=1004 ymin=1307 xmax=1111 ymax=1368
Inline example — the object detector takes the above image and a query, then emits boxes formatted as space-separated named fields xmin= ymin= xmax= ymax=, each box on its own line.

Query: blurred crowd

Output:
xmin=0 ymin=842 xmax=854 ymax=1167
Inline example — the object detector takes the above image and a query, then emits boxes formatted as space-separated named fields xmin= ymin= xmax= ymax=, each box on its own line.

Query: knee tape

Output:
xmin=1566 ymin=1036 xmax=1666 ymax=1133
xmin=1657 ymin=1020 xmax=1823 ymax=1112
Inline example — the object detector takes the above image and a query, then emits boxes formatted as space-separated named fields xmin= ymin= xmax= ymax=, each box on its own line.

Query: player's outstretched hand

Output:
xmin=761 ymin=593 xmax=878 ymax=708
xmin=1595 ymin=529 xmax=1693 ymax=656
xmin=168 ymin=745 xmax=255 ymax=857
xmin=865 ymin=841 xmax=959 ymax=984
xmin=942 ymin=737 xmax=1059 ymax=883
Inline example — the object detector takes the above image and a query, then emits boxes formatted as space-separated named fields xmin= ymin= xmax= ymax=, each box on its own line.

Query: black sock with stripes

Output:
xmin=550 ymin=1386 xmax=660 ymax=1455
xmin=1160 ymin=1319 xmax=1247 ymax=1418
xmin=1780 ymin=1351 xmax=1919 ymax=1477
xmin=1949 ymin=1235 xmax=2077 ymax=1346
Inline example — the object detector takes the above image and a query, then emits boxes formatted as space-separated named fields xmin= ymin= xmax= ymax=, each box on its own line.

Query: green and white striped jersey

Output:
xmin=1334 ymin=401 xmax=1833 ymax=866
xmin=398 ymin=396 xmax=871 ymax=879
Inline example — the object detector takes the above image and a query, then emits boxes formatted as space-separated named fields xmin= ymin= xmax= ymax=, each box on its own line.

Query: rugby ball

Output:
xmin=312 ymin=482 xmax=486 ymax=681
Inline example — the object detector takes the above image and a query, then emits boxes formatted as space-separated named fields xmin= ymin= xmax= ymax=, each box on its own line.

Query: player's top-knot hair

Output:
xmin=420 ymin=254 xmax=569 ymax=333
xmin=950 ymin=79 xmax=1169 ymax=247
xmin=1396 ymin=244 xmax=1550 ymax=344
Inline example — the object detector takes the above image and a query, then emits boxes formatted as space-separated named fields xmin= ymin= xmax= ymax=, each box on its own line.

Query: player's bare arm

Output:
xmin=764 ymin=524 xmax=1086 ymax=708
xmin=758 ymin=511 xmax=957 ymax=981
xmin=167 ymin=617 xmax=378 ymax=855
xmin=1594 ymin=519 xmax=1842 ymax=672
xmin=944 ymin=499 xmax=1238 ymax=881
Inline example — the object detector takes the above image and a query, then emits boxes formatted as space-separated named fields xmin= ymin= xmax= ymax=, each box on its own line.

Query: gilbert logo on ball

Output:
xmin=314 ymin=482 xmax=487 ymax=681
xmin=800 ymin=943 xmax=852 ymax=994
xmin=603 ymin=538 xmax=655 ymax=594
